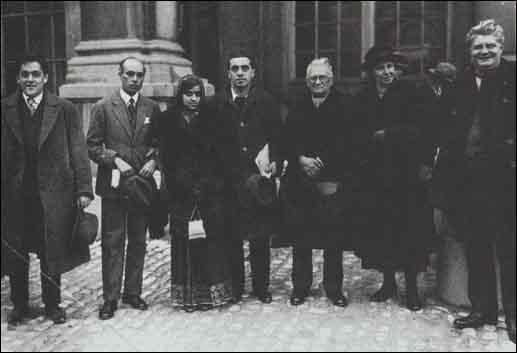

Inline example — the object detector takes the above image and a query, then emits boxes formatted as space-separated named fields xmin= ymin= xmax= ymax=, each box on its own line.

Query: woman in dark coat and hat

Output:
xmin=152 ymin=75 xmax=233 ymax=312
xmin=355 ymin=46 xmax=435 ymax=311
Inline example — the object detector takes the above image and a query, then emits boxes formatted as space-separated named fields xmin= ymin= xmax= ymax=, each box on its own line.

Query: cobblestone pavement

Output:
xmin=1 ymin=198 xmax=516 ymax=351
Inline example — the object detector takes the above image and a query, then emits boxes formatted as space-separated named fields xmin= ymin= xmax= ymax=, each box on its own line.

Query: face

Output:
xmin=182 ymin=85 xmax=202 ymax=111
xmin=306 ymin=64 xmax=333 ymax=96
xmin=228 ymin=57 xmax=255 ymax=89
xmin=470 ymin=34 xmax=503 ymax=72
xmin=373 ymin=61 xmax=396 ymax=88
xmin=17 ymin=62 xmax=48 ymax=98
xmin=119 ymin=59 xmax=145 ymax=96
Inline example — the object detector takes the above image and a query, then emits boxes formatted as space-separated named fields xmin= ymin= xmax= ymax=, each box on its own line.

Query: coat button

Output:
xmin=242 ymin=147 xmax=248 ymax=152
xmin=240 ymin=121 xmax=246 ymax=127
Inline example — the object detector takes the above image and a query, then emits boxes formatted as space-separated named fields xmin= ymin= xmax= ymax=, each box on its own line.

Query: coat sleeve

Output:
xmin=87 ymin=101 xmax=118 ymax=167
xmin=64 ymin=101 xmax=94 ymax=199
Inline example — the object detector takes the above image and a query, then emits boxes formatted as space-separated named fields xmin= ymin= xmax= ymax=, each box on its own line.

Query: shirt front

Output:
xmin=23 ymin=92 xmax=43 ymax=112
xmin=119 ymin=89 xmax=140 ymax=107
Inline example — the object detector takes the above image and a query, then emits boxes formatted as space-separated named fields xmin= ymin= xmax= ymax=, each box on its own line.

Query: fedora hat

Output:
xmin=362 ymin=45 xmax=407 ymax=71
xmin=71 ymin=210 xmax=99 ymax=247
xmin=120 ymin=174 xmax=157 ymax=209
xmin=243 ymin=174 xmax=277 ymax=208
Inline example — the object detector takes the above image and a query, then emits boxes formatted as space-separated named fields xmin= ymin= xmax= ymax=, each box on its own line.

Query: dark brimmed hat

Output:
xmin=426 ymin=62 xmax=457 ymax=82
xmin=120 ymin=174 xmax=157 ymax=209
xmin=362 ymin=46 xmax=407 ymax=71
xmin=71 ymin=210 xmax=99 ymax=247
xmin=242 ymin=174 xmax=277 ymax=207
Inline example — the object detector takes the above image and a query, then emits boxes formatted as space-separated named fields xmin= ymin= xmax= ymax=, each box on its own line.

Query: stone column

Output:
xmin=60 ymin=1 xmax=193 ymax=103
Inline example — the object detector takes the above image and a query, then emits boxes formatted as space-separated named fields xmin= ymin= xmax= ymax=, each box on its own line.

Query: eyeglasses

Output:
xmin=308 ymin=75 xmax=330 ymax=83
xmin=230 ymin=65 xmax=251 ymax=73
xmin=20 ymin=70 xmax=44 ymax=79
xmin=123 ymin=71 xmax=145 ymax=79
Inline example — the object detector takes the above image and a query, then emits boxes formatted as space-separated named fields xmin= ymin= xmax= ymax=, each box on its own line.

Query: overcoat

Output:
xmin=1 ymin=91 xmax=93 ymax=276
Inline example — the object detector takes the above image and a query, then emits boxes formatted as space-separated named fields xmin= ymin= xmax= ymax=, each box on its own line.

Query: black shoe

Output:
xmin=453 ymin=312 xmax=498 ymax=330
xmin=329 ymin=294 xmax=348 ymax=308
xmin=290 ymin=295 xmax=306 ymax=306
xmin=406 ymin=291 xmax=423 ymax=311
xmin=255 ymin=291 xmax=273 ymax=304
xmin=122 ymin=296 xmax=148 ymax=311
xmin=196 ymin=304 xmax=213 ymax=312
xmin=506 ymin=318 xmax=516 ymax=344
xmin=99 ymin=301 xmax=117 ymax=320
xmin=7 ymin=306 xmax=29 ymax=326
xmin=370 ymin=284 xmax=396 ymax=302
xmin=183 ymin=305 xmax=196 ymax=313
xmin=45 ymin=306 xmax=66 ymax=325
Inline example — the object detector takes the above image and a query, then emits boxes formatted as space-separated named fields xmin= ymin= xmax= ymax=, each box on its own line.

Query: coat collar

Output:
xmin=3 ymin=90 xmax=60 ymax=149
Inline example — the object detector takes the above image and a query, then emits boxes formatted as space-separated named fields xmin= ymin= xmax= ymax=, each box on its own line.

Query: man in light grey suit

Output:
xmin=87 ymin=57 xmax=161 ymax=320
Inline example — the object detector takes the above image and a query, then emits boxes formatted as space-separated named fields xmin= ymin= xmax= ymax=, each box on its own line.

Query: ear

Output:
xmin=43 ymin=74 xmax=49 ymax=85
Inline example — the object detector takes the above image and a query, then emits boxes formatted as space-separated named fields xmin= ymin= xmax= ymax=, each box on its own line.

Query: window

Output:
xmin=375 ymin=1 xmax=449 ymax=75
xmin=294 ymin=1 xmax=362 ymax=79
xmin=1 ymin=1 xmax=66 ymax=96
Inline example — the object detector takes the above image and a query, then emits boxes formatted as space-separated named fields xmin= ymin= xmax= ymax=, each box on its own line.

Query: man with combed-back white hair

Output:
xmin=434 ymin=19 xmax=515 ymax=343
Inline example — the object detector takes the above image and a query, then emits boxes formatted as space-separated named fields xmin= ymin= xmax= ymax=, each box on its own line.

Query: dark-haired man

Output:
xmin=2 ymin=55 xmax=93 ymax=325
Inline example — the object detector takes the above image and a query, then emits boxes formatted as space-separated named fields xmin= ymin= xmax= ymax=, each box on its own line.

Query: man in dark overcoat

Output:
xmin=435 ymin=20 xmax=515 ymax=343
xmin=1 ymin=55 xmax=93 ymax=325
xmin=87 ymin=57 xmax=161 ymax=320
xmin=283 ymin=58 xmax=368 ymax=307
xmin=209 ymin=53 xmax=283 ymax=304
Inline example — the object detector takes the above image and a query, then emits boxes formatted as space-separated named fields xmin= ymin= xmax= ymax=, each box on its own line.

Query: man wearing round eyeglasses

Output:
xmin=87 ymin=56 xmax=161 ymax=320
xmin=283 ymin=58 xmax=368 ymax=307
xmin=2 ymin=54 xmax=93 ymax=325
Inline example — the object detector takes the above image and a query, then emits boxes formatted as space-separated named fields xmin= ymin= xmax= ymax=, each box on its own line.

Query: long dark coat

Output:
xmin=1 ymin=91 xmax=93 ymax=276
xmin=433 ymin=59 xmax=516 ymax=237
xmin=282 ymin=89 xmax=370 ymax=249
xmin=354 ymin=80 xmax=434 ymax=270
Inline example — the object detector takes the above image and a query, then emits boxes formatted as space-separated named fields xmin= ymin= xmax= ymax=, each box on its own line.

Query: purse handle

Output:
xmin=189 ymin=204 xmax=202 ymax=221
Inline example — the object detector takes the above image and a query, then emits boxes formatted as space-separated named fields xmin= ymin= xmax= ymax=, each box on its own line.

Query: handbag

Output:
xmin=188 ymin=205 xmax=206 ymax=240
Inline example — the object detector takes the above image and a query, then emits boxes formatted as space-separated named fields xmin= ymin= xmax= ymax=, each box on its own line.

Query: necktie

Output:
xmin=234 ymin=96 xmax=246 ymax=112
xmin=128 ymin=97 xmax=137 ymax=131
xmin=27 ymin=97 xmax=38 ymax=116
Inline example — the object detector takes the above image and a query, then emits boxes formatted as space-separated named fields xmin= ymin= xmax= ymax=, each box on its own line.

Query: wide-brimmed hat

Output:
xmin=71 ymin=210 xmax=99 ymax=247
xmin=242 ymin=173 xmax=277 ymax=208
xmin=362 ymin=46 xmax=407 ymax=71
xmin=426 ymin=62 xmax=457 ymax=82
xmin=120 ymin=174 xmax=157 ymax=209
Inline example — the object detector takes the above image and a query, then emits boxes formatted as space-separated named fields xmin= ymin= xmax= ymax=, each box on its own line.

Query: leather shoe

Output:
xmin=122 ymin=296 xmax=148 ymax=311
xmin=255 ymin=291 xmax=273 ymax=304
xmin=370 ymin=284 xmax=396 ymax=302
xmin=183 ymin=305 xmax=196 ymax=313
xmin=99 ymin=301 xmax=117 ymax=320
xmin=329 ymin=294 xmax=348 ymax=308
xmin=290 ymin=295 xmax=306 ymax=306
xmin=45 ymin=306 xmax=66 ymax=325
xmin=229 ymin=295 xmax=242 ymax=304
xmin=453 ymin=312 xmax=497 ymax=330
xmin=406 ymin=291 xmax=423 ymax=311
xmin=8 ymin=306 xmax=30 ymax=326
xmin=196 ymin=304 xmax=213 ymax=312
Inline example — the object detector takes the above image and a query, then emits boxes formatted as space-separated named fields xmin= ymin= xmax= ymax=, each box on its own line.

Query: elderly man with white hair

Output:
xmin=435 ymin=19 xmax=515 ymax=342
xmin=283 ymin=58 xmax=368 ymax=307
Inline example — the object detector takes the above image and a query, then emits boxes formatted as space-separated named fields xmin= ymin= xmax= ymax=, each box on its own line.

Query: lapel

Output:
xmin=38 ymin=92 xmax=60 ymax=150
xmin=3 ymin=92 xmax=24 ymax=145
xmin=134 ymin=96 xmax=150 ymax=137
xmin=110 ymin=93 xmax=133 ymax=140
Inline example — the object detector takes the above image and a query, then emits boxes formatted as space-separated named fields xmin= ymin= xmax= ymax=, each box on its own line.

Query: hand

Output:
xmin=299 ymin=156 xmax=323 ymax=178
xmin=267 ymin=161 xmax=277 ymax=176
xmin=139 ymin=159 xmax=157 ymax=178
xmin=419 ymin=165 xmax=433 ymax=182
xmin=114 ymin=157 xmax=134 ymax=177
xmin=77 ymin=196 xmax=92 ymax=209
xmin=373 ymin=129 xmax=386 ymax=142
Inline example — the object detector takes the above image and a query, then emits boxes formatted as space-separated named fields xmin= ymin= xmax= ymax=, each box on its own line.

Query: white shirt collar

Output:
xmin=120 ymin=89 xmax=139 ymax=106
xmin=23 ymin=92 xmax=43 ymax=107
xmin=231 ymin=87 xmax=248 ymax=101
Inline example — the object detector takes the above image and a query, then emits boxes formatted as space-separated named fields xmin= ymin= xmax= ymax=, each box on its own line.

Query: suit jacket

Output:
xmin=434 ymin=60 xmax=515 ymax=218
xmin=209 ymin=86 xmax=283 ymax=186
xmin=87 ymin=92 xmax=161 ymax=198
xmin=2 ymin=90 xmax=93 ymax=275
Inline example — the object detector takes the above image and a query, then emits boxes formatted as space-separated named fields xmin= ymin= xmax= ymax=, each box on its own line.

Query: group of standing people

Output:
xmin=1 ymin=19 xmax=514 ymax=344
